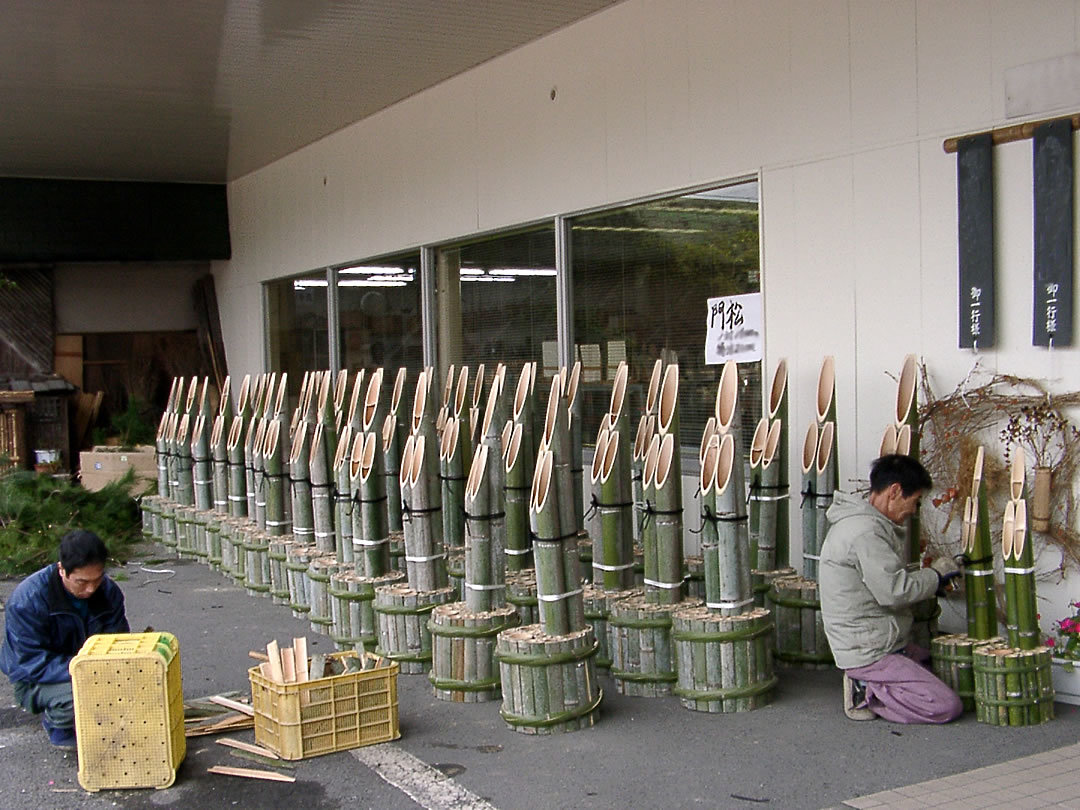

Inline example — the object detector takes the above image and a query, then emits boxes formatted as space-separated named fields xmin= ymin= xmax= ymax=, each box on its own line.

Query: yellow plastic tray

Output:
xmin=70 ymin=632 xmax=185 ymax=791
xmin=249 ymin=651 xmax=399 ymax=760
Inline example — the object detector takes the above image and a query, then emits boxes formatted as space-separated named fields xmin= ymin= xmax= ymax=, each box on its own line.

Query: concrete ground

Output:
xmin=1 ymin=545 xmax=1077 ymax=810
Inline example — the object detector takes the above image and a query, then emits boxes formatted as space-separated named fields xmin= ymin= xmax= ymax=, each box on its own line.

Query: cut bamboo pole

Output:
xmin=192 ymin=411 xmax=213 ymax=512
xmin=1009 ymin=499 xmax=1040 ymax=650
xmin=799 ymin=424 xmax=819 ymax=580
xmin=289 ymin=421 xmax=314 ymax=546
xmin=591 ymin=427 xmax=635 ymax=590
xmin=504 ymin=421 xmax=532 ymax=570
xmin=966 ymin=446 xmax=998 ymax=639
xmin=709 ymin=433 xmax=752 ymax=615
xmin=463 ymin=443 xmax=507 ymax=613
xmin=1002 ymin=501 xmax=1020 ymax=648
xmin=645 ymin=359 xmax=663 ymax=416
xmin=748 ymin=417 xmax=768 ymax=568
xmin=439 ymin=416 xmax=468 ymax=551
xmin=699 ymin=434 xmax=721 ymax=607
xmin=263 ymin=420 xmax=288 ymax=537
xmin=814 ymin=422 xmax=836 ymax=564
xmin=567 ymin=360 xmax=585 ymax=533
xmin=640 ymin=434 xmax=661 ymax=606
xmin=880 ymin=424 xmax=898 ymax=457
xmin=176 ymin=413 xmax=194 ymax=506
xmin=531 ymin=448 xmax=570 ymax=635
xmin=308 ymin=422 xmax=336 ymax=555
xmin=631 ymin=413 xmax=653 ymax=542
xmin=383 ymin=412 xmax=404 ymax=534
xmin=756 ymin=420 xmax=782 ymax=572
xmin=649 ymin=432 xmax=684 ymax=605
xmin=333 ymin=425 xmax=355 ymax=564
xmin=766 ymin=359 xmax=789 ymax=568
xmin=542 ymin=374 xmax=575 ymax=544
xmin=352 ymin=431 xmax=390 ymax=578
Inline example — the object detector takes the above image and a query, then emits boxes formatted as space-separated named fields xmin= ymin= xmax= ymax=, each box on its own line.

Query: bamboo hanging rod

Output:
xmin=943 ymin=112 xmax=1080 ymax=153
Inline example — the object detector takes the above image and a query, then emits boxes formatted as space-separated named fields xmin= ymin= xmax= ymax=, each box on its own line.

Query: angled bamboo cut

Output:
xmin=590 ymin=425 xmax=635 ymax=590
xmin=766 ymin=359 xmax=790 ymax=567
xmin=503 ymin=421 xmax=532 ymax=570
xmin=964 ymin=447 xmax=998 ymax=639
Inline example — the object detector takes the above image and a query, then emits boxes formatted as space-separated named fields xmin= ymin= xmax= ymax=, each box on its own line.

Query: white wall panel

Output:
xmin=599 ymin=0 xmax=650 ymax=203
xmin=852 ymin=144 xmax=921 ymax=478
xmin=990 ymin=0 xmax=1077 ymax=122
xmin=640 ymin=0 xmax=692 ymax=194
xmin=916 ymin=0 xmax=993 ymax=135
xmin=850 ymin=0 xmax=917 ymax=146
xmin=730 ymin=0 xmax=792 ymax=168
xmin=686 ymin=0 xmax=740 ymax=181
xmin=788 ymin=0 xmax=851 ymax=162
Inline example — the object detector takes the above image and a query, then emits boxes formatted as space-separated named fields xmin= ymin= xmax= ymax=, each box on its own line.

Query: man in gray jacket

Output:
xmin=819 ymin=454 xmax=962 ymax=723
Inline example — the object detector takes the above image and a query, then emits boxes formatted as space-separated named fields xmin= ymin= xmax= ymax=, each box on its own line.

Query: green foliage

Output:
xmin=110 ymin=395 xmax=157 ymax=448
xmin=0 ymin=469 xmax=143 ymax=576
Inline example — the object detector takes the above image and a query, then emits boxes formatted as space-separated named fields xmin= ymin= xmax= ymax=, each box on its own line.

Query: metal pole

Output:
xmin=421 ymin=246 xmax=438 ymax=369
xmin=555 ymin=215 xmax=574 ymax=369
xmin=326 ymin=266 xmax=340 ymax=371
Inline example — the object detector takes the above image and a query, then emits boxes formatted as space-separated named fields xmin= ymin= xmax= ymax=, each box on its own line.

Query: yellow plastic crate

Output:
xmin=249 ymin=651 xmax=399 ymax=760
xmin=70 ymin=632 xmax=185 ymax=791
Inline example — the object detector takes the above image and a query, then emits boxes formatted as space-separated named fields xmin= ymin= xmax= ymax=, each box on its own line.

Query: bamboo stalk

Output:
xmin=641 ymin=434 xmax=661 ymax=605
xmin=710 ymin=433 xmax=752 ymax=615
xmin=440 ymin=416 xmax=467 ymax=551
xmin=333 ymin=425 xmax=354 ymax=564
xmin=967 ymin=446 xmax=998 ymax=639
xmin=593 ymin=427 xmax=635 ymax=590
xmin=383 ymin=413 xmax=404 ymax=533
xmin=263 ymin=420 xmax=287 ymax=537
xmin=504 ymin=421 xmax=532 ymax=570
xmin=567 ymin=360 xmax=584 ymax=533
xmin=1010 ymin=499 xmax=1040 ymax=650
xmin=542 ymin=374 xmax=575 ymax=543
xmin=814 ymin=422 xmax=836 ymax=564
xmin=748 ymin=417 xmax=768 ymax=568
xmin=766 ymin=359 xmax=789 ymax=568
xmin=1002 ymin=501 xmax=1019 ymax=648
xmin=650 ymin=432 xmax=684 ymax=605
xmin=799 ymin=424 xmax=818 ymax=576
xmin=309 ymin=422 xmax=336 ymax=555
xmin=756 ymin=421 xmax=782 ymax=572
xmin=645 ymin=359 xmax=663 ymax=416
xmin=531 ymin=447 xmax=582 ymax=635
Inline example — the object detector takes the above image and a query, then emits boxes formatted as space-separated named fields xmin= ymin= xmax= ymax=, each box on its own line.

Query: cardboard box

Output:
xmin=79 ymin=445 xmax=156 ymax=493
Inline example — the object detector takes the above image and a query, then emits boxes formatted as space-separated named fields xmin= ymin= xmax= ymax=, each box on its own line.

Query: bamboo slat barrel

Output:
xmin=684 ymin=555 xmax=705 ymax=600
xmin=609 ymin=594 xmax=702 ymax=697
xmin=447 ymin=549 xmax=465 ymax=601
xmin=139 ymin=495 xmax=158 ymax=539
xmin=767 ymin=576 xmax=832 ymax=669
xmin=242 ymin=528 xmax=272 ymax=597
xmin=352 ymin=571 xmax=407 ymax=653
xmin=226 ymin=518 xmax=248 ymax=585
xmin=174 ymin=505 xmax=195 ymax=558
xmin=506 ymin=569 xmax=539 ymax=626
xmin=751 ymin=567 xmax=796 ymax=608
xmin=910 ymin=598 xmax=942 ymax=650
xmin=218 ymin=516 xmax=235 ymax=578
xmin=429 ymin=602 xmax=519 ymax=702
xmin=374 ymin=583 xmax=455 ymax=674
xmin=973 ymin=641 xmax=1055 ymax=726
xmin=192 ymin=509 xmax=211 ymax=562
xmin=582 ymin=585 xmax=637 ymax=672
xmin=673 ymin=606 xmax=777 ymax=713
xmin=307 ymin=554 xmax=342 ymax=634
xmin=205 ymin=513 xmax=223 ymax=571
xmin=147 ymin=496 xmax=164 ymax=541
xmin=577 ymin=536 xmax=593 ymax=584
xmin=495 ymin=624 xmax=602 ymax=735
xmin=160 ymin=499 xmax=178 ymax=549
xmin=389 ymin=529 xmax=406 ymax=573
xmin=330 ymin=570 xmax=368 ymax=651
xmin=285 ymin=543 xmax=317 ymax=619
xmin=931 ymin=634 xmax=1002 ymax=713
xmin=267 ymin=536 xmax=294 ymax=605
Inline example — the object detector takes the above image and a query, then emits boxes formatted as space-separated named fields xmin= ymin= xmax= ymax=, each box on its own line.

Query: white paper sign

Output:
xmin=705 ymin=292 xmax=763 ymax=365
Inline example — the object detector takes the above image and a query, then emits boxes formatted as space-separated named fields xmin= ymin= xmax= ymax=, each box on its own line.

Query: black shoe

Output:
xmin=843 ymin=674 xmax=876 ymax=721
xmin=42 ymin=718 xmax=77 ymax=749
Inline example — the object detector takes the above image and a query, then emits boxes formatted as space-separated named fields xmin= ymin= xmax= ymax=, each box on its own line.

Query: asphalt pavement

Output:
xmin=1 ymin=544 xmax=1077 ymax=810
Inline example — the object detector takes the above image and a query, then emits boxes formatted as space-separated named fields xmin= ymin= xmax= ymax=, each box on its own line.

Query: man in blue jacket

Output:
xmin=1 ymin=530 xmax=129 ymax=747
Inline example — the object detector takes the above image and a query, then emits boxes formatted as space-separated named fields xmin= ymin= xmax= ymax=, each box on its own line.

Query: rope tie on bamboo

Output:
xmin=706 ymin=597 xmax=755 ymax=610
xmin=584 ymin=494 xmax=634 ymax=522
xmin=537 ymin=587 xmax=584 ymax=603
xmin=352 ymin=536 xmax=390 ymax=547
xmin=639 ymin=500 xmax=682 ymax=533
xmin=264 ymin=519 xmax=290 ymax=528
xmin=400 ymin=499 xmax=442 ymax=522
xmin=463 ymin=508 xmax=506 ymax=526
xmin=530 ymin=529 xmax=578 ymax=545
xmin=799 ymin=486 xmax=832 ymax=508
xmin=193 ymin=478 xmax=213 ymax=487
xmin=747 ymin=483 xmax=790 ymax=503
xmin=689 ymin=505 xmax=746 ymax=533
xmin=802 ymin=553 xmax=820 ymax=561
xmin=404 ymin=552 xmax=448 ymax=563
xmin=504 ymin=484 xmax=531 ymax=491
xmin=1003 ymin=565 xmax=1036 ymax=575
xmin=464 ymin=581 xmax=506 ymax=591
xmin=644 ymin=577 xmax=683 ymax=590
xmin=505 ymin=547 xmax=532 ymax=556
xmin=438 ymin=473 xmax=468 ymax=481
xmin=592 ymin=560 xmax=635 ymax=572
xmin=959 ymin=553 xmax=993 ymax=566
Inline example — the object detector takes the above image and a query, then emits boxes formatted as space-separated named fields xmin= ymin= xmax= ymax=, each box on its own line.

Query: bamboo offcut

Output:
xmin=609 ymin=593 xmax=702 ymax=697
xmin=373 ymin=582 xmax=455 ymax=674
xmin=930 ymin=633 xmax=1003 ymax=713
xmin=767 ymin=575 xmax=833 ymax=668
xmin=973 ymin=641 xmax=1055 ymax=726
xmin=429 ymin=602 xmax=519 ymax=702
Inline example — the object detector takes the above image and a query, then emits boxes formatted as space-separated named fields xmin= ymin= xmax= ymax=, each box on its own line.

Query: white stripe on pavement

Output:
xmin=351 ymin=744 xmax=498 ymax=810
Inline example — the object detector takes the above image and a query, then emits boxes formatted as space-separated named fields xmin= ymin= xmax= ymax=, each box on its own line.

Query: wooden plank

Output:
xmin=185 ymin=714 xmax=254 ymax=737
xmin=293 ymin=637 xmax=309 ymax=683
xmin=216 ymin=738 xmax=280 ymax=760
xmin=266 ymin=640 xmax=285 ymax=683
xmin=248 ymin=650 xmax=269 ymax=661
xmin=282 ymin=647 xmax=296 ymax=683
xmin=207 ymin=766 xmax=296 ymax=783
xmin=207 ymin=695 xmax=255 ymax=716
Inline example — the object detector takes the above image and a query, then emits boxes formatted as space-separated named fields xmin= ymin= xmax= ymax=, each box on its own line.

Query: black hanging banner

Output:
xmin=1032 ymin=119 xmax=1074 ymax=347
xmin=957 ymin=134 xmax=995 ymax=349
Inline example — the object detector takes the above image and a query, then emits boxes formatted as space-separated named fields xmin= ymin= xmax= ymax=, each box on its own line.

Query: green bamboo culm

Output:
xmin=512 ymin=363 xmax=536 ymax=496
xmin=631 ymin=413 xmax=654 ymax=544
xmin=263 ymin=419 xmax=288 ymax=537
xmin=590 ymin=426 xmax=635 ymax=591
xmin=964 ymin=447 xmax=998 ymax=639
xmin=699 ymin=435 xmax=721 ymax=608
xmin=357 ymin=431 xmax=391 ymax=578
xmin=175 ymin=413 xmax=194 ymax=507
xmin=567 ymin=361 xmax=585 ymax=534
xmin=747 ymin=418 xmax=768 ymax=570
xmin=334 ymin=425 xmax=355 ymax=564
xmin=640 ymin=434 xmax=660 ymax=605
xmin=755 ymin=421 xmax=783 ymax=572
xmin=1008 ymin=498 xmax=1040 ymax=650
xmin=289 ymin=421 xmax=314 ymax=546
xmin=210 ymin=413 xmax=229 ymax=514
xmin=799 ymin=421 xmax=819 ymax=579
xmin=439 ymin=415 xmax=468 ymax=552
xmin=814 ymin=422 xmax=836 ymax=560
xmin=709 ymin=433 xmax=752 ymax=615
xmin=543 ymin=373 xmax=576 ymax=542
xmin=464 ymin=443 xmax=507 ymax=612
xmin=766 ymin=359 xmax=790 ymax=567
xmin=309 ymin=420 xmax=337 ymax=555
xmin=895 ymin=355 xmax=922 ymax=563
xmin=650 ymin=432 xmax=684 ymax=606
xmin=503 ymin=422 xmax=533 ymax=570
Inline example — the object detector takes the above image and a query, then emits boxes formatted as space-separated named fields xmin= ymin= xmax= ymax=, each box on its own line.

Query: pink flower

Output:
xmin=1046 ymin=637 xmax=1056 ymax=647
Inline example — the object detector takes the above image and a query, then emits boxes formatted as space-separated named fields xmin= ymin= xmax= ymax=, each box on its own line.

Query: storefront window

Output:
xmin=339 ymin=252 xmax=423 ymax=382
xmin=570 ymin=181 xmax=761 ymax=454
xmin=266 ymin=271 xmax=329 ymax=388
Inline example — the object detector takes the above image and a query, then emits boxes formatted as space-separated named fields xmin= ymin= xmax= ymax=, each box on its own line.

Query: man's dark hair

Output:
xmin=59 ymin=530 xmax=109 ymax=571
xmin=869 ymin=454 xmax=933 ymax=496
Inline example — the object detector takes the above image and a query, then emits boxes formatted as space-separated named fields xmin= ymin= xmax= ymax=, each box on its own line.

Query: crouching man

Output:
xmin=1 ymin=530 xmax=129 ymax=747
xmin=819 ymin=454 xmax=962 ymax=723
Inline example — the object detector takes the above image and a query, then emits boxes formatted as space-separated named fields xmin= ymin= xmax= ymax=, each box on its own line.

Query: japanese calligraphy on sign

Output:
xmin=705 ymin=292 xmax=762 ymax=365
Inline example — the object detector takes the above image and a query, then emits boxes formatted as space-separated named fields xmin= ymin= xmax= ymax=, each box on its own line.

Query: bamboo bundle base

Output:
xmin=140 ymin=496 xmax=158 ymax=539
xmin=632 ymin=544 xmax=645 ymax=587
xmin=448 ymin=550 xmax=465 ymax=601
xmin=374 ymin=584 xmax=455 ymax=674
xmin=767 ymin=576 xmax=832 ymax=669
xmin=284 ymin=543 xmax=317 ymax=619
xmin=226 ymin=518 xmax=248 ymax=585
xmin=176 ymin=506 xmax=196 ymax=558
xmin=684 ymin=556 xmax=705 ymax=600
xmin=429 ymin=603 xmax=520 ymax=702
xmin=218 ymin=517 xmax=236 ymax=578
xmin=751 ymin=567 xmax=796 ymax=609
xmin=577 ymin=536 xmax=593 ymax=585
xmin=206 ymin=515 xmax=223 ymax=571
xmin=307 ymin=554 xmax=342 ymax=634
xmin=609 ymin=594 xmax=703 ymax=697
xmin=330 ymin=570 xmax=406 ymax=653
xmin=583 ymin=585 xmax=637 ymax=672
xmin=910 ymin=598 xmax=942 ymax=650
xmin=243 ymin=528 xmax=272 ymax=597
xmin=161 ymin=501 xmax=177 ymax=550
xmin=389 ymin=530 xmax=406 ymax=573
xmin=267 ymin=536 xmax=294 ymax=605
xmin=931 ymin=634 xmax=1003 ymax=713
xmin=506 ymin=569 xmax=539 ymax=627
xmin=149 ymin=497 xmax=165 ymax=542
xmin=973 ymin=641 xmax=1055 ymax=726
xmin=495 ymin=624 xmax=602 ymax=735
xmin=192 ymin=510 xmax=211 ymax=561
xmin=673 ymin=606 xmax=777 ymax=713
